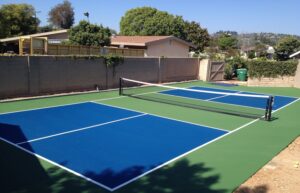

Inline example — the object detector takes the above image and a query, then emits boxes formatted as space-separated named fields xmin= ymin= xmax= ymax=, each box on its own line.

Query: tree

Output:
xmin=48 ymin=0 xmax=74 ymax=29
xmin=215 ymin=30 xmax=238 ymax=37
xmin=38 ymin=25 xmax=54 ymax=33
xmin=120 ymin=7 xmax=211 ymax=52
xmin=120 ymin=7 xmax=186 ymax=39
xmin=120 ymin=7 xmax=158 ymax=35
xmin=275 ymin=36 xmax=300 ymax=61
xmin=109 ymin=29 xmax=118 ymax=35
xmin=247 ymin=50 xmax=256 ymax=59
xmin=184 ymin=21 xmax=210 ymax=52
xmin=68 ymin=20 xmax=111 ymax=46
xmin=0 ymin=4 xmax=39 ymax=38
xmin=217 ymin=33 xmax=238 ymax=51
xmin=254 ymin=43 xmax=267 ymax=58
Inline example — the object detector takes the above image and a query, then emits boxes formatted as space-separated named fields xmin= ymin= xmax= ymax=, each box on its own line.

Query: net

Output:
xmin=119 ymin=78 xmax=274 ymax=121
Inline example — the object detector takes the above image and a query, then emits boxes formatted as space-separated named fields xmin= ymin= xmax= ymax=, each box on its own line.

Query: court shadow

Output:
xmin=117 ymin=159 xmax=227 ymax=193
xmin=0 ymin=123 xmax=51 ymax=193
xmin=268 ymin=117 xmax=278 ymax=121
xmin=85 ymin=165 xmax=147 ymax=189
xmin=43 ymin=159 xmax=226 ymax=193
xmin=0 ymin=123 xmax=226 ymax=193
xmin=234 ymin=185 xmax=268 ymax=193
xmin=0 ymin=149 xmax=228 ymax=193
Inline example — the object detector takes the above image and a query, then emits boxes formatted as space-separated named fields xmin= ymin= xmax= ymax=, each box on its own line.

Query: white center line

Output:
xmin=205 ymin=91 xmax=242 ymax=101
xmin=17 ymin=113 xmax=148 ymax=145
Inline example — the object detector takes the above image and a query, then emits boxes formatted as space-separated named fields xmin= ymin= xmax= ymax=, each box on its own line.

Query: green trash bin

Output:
xmin=237 ymin=68 xmax=247 ymax=81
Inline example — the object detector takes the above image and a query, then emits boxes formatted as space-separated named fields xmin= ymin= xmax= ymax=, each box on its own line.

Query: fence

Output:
xmin=0 ymin=56 xmax=199 ymax=99
xmin=104 ymin=47 xmax=145 ymax=57
xmin=47 ymin=44 xmax=100 ymax=55
xmin=45 ymin=44 xmax=145 ymax=57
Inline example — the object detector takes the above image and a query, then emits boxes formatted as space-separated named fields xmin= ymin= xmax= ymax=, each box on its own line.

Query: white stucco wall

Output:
xmin=145 ymin=39 xmax=190 ymax=57
xmin=199 ymin=59 xmax=210 ymax=81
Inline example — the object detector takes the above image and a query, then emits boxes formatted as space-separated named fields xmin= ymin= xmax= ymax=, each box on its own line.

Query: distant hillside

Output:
xmin=212 ymin=31 xmax=300 ymax=48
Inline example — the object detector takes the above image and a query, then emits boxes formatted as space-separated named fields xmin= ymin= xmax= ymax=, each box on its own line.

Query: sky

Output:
xmin=1 ymin=0 xmax=300 ymax=35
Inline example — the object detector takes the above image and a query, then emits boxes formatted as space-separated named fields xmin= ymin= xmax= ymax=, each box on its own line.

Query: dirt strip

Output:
xmin=235 ymin=136 xmax=300 ymax=193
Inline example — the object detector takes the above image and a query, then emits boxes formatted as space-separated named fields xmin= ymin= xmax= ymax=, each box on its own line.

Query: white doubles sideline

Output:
xmin=70 ymin=97 xmax=300 ymax=191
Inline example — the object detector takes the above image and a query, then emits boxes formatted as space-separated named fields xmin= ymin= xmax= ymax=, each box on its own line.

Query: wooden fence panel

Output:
xmin=47 ymin=44 xmax=144 ymax=56
xmin=209 ymin=61 xmax=225 ymax=81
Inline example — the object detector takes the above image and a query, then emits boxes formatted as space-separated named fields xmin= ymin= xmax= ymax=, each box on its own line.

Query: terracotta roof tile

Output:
xmin=111 ymin=36 xmax=172 ymax=45
xmin=110 ymin=35 xmax=196 ymax=48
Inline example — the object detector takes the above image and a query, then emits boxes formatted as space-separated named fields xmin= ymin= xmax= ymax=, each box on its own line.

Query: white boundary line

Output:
xmin=0 ymin=136 xmax=115 ymax=192
xmin=108 ymin=97 xmax=300 ymax=191
xmin=0 ymin=101 xmax=228 ymax=192
xmin=199 ymin=85 xmax=299 ymax=99
xmin=0 ymin=101 xmax=88 ymax=116
xmin=206 ymin=91 xmax=242 ymax=101
xmin=0 ymin=96 xmax=125 ymax=116
xmin=90 ymin=102 xmax=230 ymax=133
xmin=0 ymin=82 xmax=299 ymax=191
xmin=158 ymin=90 xmax=265 ymax=111
xmin=17 ymin=114 xmax=147 ymax=145
xmin=0 ymin=88 xmax=173 ymax=116
xmin=1 ymin=83 xmax=297 ymax=116
xmin=110 ymin=130 xmax=229 ymax=191
xmin=0 ymin=79 xmax=200 ymax=103
xmin=0 ymin=98 xmax=299 ymax=191
xmin=269 ymin=97 xmax=300 ymax=114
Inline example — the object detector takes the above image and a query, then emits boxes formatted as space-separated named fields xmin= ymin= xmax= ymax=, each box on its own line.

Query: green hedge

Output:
xmin=247 ymin=60 xmax=298 ymax=78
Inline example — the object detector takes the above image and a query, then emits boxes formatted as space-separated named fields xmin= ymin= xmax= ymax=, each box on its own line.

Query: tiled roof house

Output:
xmin=110 ymin=35 xmax=195 ymax=57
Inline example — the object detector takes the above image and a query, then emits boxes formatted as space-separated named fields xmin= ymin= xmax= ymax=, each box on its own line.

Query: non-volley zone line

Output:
xmin=17 ymin=113 xmax=148 ymax=145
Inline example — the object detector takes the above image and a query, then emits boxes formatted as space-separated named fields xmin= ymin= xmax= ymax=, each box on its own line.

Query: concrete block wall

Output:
xmin=0 ymin=56 xmax=201 ymax=99
xmin=0 ymin=57 xmax=29 ymax=98
xmin=109 ymin=57 xmax=160 ymax=88
xmin=160 ymin=58 xmax=200 ymax=82
xmin=248 ymin=76 xmax=295 ymax=87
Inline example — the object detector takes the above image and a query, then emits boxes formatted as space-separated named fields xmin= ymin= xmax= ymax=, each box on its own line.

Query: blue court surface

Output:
xmin=0 ymin=102 xmax=227 ymax=191
xmin=160 ymin=86 xmax=298 ymax=110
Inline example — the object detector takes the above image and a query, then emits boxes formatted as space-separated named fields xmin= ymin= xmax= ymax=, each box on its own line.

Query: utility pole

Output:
xmin=35 ymin=11 xmax=41 ymax=31
xmin=84 ymin=12 xmax=90 ymax=23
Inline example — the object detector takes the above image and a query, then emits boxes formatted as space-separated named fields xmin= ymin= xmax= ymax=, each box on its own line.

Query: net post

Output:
xmin=119 ymin=77 xmax=123 ymax=96
xmin=265 ymin=96 xmax=274 ymax=121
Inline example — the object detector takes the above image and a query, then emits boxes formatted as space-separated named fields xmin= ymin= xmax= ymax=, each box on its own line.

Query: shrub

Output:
xmin=224 ymin=63 xmax=234 ymax=80
xmin=224 ymin=57 xmax=247 ymax=80
xmin=247 ymin=50 xmax=256 ymax=59
xmin=247 ymin=59 xmax=298 ymax=78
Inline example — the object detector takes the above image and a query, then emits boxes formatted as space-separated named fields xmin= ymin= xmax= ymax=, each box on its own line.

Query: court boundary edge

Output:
xmin=0 ymin=94 xmax=299 ymax=191
xmin=93 ymin=97 xmax=300 ymax=191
